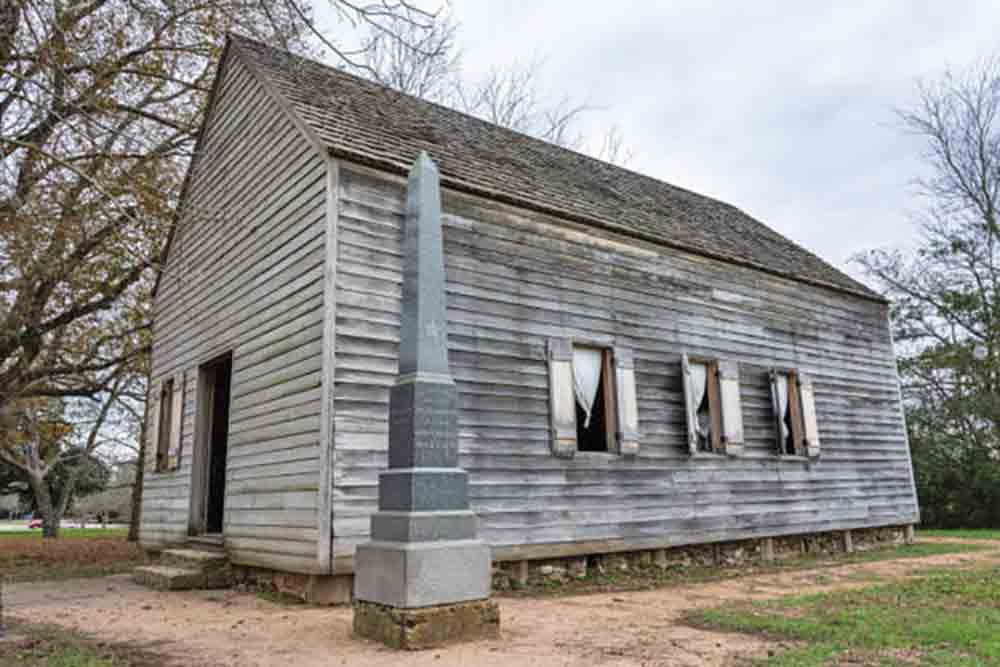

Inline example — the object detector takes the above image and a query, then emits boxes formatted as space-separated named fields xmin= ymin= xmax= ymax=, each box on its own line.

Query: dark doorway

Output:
xmin=204 ymin=354 xmax=232 ymax=534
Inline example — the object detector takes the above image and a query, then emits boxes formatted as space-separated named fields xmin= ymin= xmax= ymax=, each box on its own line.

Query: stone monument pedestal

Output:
xmin=353 ymin=598 xmax=500 ymax=650
xmin=352 ymin=152 xmax=499 ymax=648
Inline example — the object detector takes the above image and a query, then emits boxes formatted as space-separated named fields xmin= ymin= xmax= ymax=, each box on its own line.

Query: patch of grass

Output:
xmin=842 ymin=570 xmax=884 ymax=584
xmin=0 ymin=620 xmax=164 ymax=666
xmin=0 ymin=531 xmax=146 ymax=582
xmin=255 ymin=590 xmax=306 ymax=606
xmin=688 ymin=565 xmax=1000 ymax=666
xmin=814 ymin=540 xmax=986 ymax=565
xmin=0 ymin=529 xmax=127 ymax=540
xmin=919 ymin=528 xmax=1000 ymax=541
xmin=499 ymin=540 xmax=989 ymax=599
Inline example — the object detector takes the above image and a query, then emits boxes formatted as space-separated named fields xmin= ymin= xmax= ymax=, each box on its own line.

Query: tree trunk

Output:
xmin=27 ymin=473 xmax=60 ymax=538
xmin=128 ymin=389 xmax=149 ymax=542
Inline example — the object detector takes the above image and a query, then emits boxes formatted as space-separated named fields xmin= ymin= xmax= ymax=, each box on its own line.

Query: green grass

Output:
xmin=919 ymin=528 xmax=1000 ymax=541
xmin=0 ymin=621 xmax=161 ymax=666
xmin=501 ymin=540 xmax=990 ymax=599
xmin=688 ymin=565 xmax=1000 ymax=666
xmin=0 ymin=528 xmax=127 ymax=539
xmin=255 ymin=590 xmax=307 ymax=606
xmin=809 ymin=540 xmax=986 ymax=565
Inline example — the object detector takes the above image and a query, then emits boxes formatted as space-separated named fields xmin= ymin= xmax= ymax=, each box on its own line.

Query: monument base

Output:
xmin=354 ymin=539 xmax=491 ymax=608
xmin=353 ymin=598 xmax=500 ymax=650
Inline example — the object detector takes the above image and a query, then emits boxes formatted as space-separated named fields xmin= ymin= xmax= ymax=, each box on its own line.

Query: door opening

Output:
xmin=203 ymin=354 xmax=232 ymax=534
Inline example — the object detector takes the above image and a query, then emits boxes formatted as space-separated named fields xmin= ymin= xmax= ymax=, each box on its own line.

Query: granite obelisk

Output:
xmin=352 ymin=153 xmax=499 ymax=649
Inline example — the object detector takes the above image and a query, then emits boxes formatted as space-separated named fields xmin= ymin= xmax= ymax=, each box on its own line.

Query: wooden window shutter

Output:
xmin=681 ymin=354 xmax=699 ymax=455
xmin=146 ymin=381 xmax=161 ymax=473
xmin=167 ymin=371 xmax=185 ymax=471
xmin=717 ymin=360 xmax=745 ymax=457
xmin=547 ymin=338 xmax=577 ymax=459
xmin=613 ymin=347 xmax=639 ymax=457
xmin=798 ymin=372 xmax=821 ymax=458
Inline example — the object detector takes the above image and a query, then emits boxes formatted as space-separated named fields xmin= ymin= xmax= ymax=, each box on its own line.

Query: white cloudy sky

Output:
xmin=323 ymin=1 xmax=999 ymax=279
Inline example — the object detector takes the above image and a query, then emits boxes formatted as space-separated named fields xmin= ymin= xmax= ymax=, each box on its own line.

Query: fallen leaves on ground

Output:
xmin=0 ymin=535 xmax=146 ymax=582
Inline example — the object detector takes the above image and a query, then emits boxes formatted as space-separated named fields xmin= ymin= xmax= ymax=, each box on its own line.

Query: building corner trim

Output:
xmin=317 ymin=155 xmax=340 ymax=573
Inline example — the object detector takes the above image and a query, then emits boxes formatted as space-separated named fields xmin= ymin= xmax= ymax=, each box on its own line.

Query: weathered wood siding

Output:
xmin=141 ymin=53 xmax=328 ymax=573
xmin=331 ymin=162 xmax=918 ymax=568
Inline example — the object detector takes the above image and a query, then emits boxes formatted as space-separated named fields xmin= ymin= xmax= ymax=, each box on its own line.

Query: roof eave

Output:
xmin=325 ymin=146 xmax=887 ymax=306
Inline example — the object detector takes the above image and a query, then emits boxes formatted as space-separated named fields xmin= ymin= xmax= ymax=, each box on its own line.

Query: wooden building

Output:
xmin=140 ymin=35 xmax=919 ymax=592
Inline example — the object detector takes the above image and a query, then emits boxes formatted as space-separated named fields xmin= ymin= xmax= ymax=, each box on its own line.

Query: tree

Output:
xmin=359 ymin=13 xmax=460 ymax=101
xmin=1 ymin=0 xmax=301 ymax=414
xmin=1 ymin=0 xmax=448 ymax=536
xmin=855 ymin=56 xmax=1000 ymax=527
xmin=0 ymin=387 xmax=120 ymax=537
xmin=0 ymin=0 xmax=447 ymax=413
xmin=126 ymin=380 xmax=150 ymax=541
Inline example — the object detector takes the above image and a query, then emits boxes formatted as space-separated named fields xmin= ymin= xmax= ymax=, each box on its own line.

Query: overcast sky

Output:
xmin=325 ymin=2 xmax=999 ymax=280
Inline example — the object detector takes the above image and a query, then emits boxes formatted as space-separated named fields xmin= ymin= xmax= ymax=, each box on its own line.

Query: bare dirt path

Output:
xmin=7 ymin=543 xmax=1000 ymax=667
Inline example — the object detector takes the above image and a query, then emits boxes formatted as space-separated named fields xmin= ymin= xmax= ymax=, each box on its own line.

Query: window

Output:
xmin=573 ymin=346 xmax=615 ymax=452
xmin=682 ymin=357 xmax=721 ymax=453
xmin=770 ymin=369 xmax=821 ymax=458
xmin=772 ymin=370 xmax=803 ymax=455
xmin=547 ymin=339 xmax=640 ymax=458
xmin=156 ymin=378 xmax=174 ymax=472
xmin=682 ymin=355 xmax=744 ymax=456
xmin=154 ymin=372 xmax=185 ymax=473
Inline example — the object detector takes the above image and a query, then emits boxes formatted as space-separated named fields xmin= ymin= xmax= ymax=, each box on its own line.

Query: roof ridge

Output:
xmin=229 ymin=33 xmax=751 ymax=210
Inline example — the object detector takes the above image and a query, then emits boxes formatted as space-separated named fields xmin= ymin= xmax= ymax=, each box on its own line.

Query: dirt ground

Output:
xmin=6 ymin=540 xmax=1000 ymax=667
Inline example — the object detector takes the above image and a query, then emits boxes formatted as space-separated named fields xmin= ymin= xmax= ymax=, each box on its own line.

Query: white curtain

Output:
xmin=775 ymin=373 xmax=790 ymax=440
xmin=686 ymin=362 xmax=709 ymax=439
xmin=573 ymin=347 xmax=603 ymax=427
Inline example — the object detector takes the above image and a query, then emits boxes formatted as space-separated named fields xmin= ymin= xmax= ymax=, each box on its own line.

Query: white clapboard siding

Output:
xmin=329 ymin=163 xmax=918 ymax=564
xmin=140 ymin=52 xmax=328 ymax=574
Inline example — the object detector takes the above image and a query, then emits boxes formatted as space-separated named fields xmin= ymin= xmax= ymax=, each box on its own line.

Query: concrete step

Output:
xmin=187 ymin=534 xmax=225 ymax=551
xmin=134 ymin=565 xmax=211 ymax=591
xmin=133 ymin=561 xmax=232 ymax=591
xmin=160 ymin=548 xmax=228 ymax=572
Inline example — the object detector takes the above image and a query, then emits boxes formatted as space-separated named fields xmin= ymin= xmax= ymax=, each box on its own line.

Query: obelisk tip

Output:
xmin=411 ymin=151 xmax=438 ymax=176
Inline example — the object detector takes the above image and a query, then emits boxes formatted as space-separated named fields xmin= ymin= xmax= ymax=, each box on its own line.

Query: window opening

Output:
xmin=156 ymin=378 xmax=174 ymax=472
xmin=573 ymin=346 xmax=615 ymax=452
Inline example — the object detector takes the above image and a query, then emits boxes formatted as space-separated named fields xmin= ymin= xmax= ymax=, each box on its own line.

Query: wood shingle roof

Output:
xmin=231 ymin=35 xmax=880 ymax=301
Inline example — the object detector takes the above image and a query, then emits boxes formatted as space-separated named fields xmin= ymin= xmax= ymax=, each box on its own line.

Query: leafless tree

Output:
xmin=357 ymin=12 xmax=460 ymax=100
xmin=295 ymin=1 xmax=447 ymax=76
xmin=855 ymin=56 xmax=1000 ymax=525
xmin=357 ymin=18 xmax=634 ymax=161
xmin=597 ymin=125 xmax=634 ymax=167
xmin=450 ymin=58 xmax=589 ymax=150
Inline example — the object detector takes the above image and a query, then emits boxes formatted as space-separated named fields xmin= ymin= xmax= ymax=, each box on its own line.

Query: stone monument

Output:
xmin=352 ymin=152 xmax=500 ymax=649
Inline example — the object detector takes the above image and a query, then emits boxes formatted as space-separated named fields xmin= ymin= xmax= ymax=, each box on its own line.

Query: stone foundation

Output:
xmin=353 ymin=599 xmax=500 ymax=650
xmin=490 ymin=525 xmax=910 ymax=590
xmin=230 ymin=567 xmax=352 ymax=605
xmin=228 ymin=525 xmax=912 ymax=601
xmin=854 ymin=525 xmax=908 ymax=551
